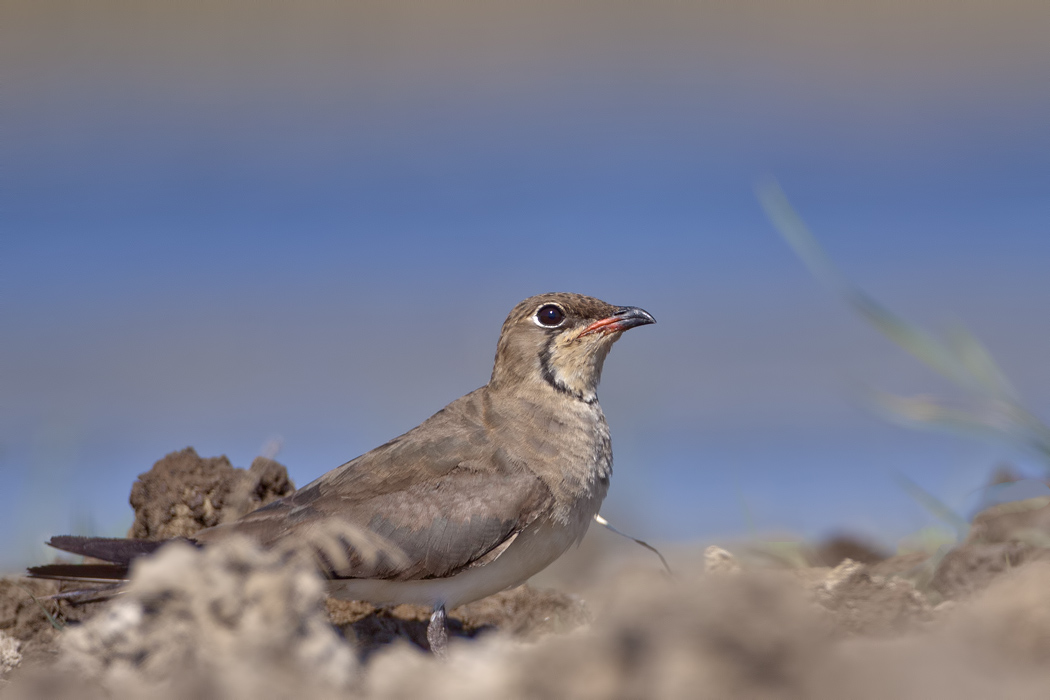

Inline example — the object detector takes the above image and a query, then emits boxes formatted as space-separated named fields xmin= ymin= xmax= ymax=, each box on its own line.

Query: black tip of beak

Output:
xmin=613 ymin=306 xmax=657 ymax=330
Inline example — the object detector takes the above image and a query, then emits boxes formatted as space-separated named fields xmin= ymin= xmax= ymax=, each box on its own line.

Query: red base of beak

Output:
xmin=579 ymin=306 xmax=656 ymax=337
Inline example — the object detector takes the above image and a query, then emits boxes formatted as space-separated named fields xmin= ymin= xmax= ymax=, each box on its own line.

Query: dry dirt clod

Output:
xmin=703 ymin=546 xmax=741 ymax=575
xmin=0 ymin=630 xmax=23 ymax=677
xmin=127 ymin=448 xmax=295 ymax=540
xmin=44 ymin=537 xmax=357 ymax=699
xmin=919 ymin=494 xmax=1050 ymax=603
xmin=966 ymin=497 xmax=1050 ymax=546
xmin=815 ymin=559 xmax=932 ymax=636
xmin=820 ymin=558 xmax=866 ymax=594
xmin=930 ymin=541 xmax=1050 ymax=601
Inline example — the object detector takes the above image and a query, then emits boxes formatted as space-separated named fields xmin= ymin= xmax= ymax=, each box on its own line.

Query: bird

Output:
xmin=29 ymin=292 xmax=655 ymax=655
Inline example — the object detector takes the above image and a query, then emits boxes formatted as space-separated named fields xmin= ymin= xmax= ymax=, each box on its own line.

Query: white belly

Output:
xmin=326 ymin=513 xmax=592 ymax=610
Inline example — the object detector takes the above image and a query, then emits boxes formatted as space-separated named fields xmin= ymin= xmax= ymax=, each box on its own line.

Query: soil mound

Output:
xmin=6 ymin=449 xmax=1050 ymax=699
xmin=127 ymin=447 xmax=294 ymax=539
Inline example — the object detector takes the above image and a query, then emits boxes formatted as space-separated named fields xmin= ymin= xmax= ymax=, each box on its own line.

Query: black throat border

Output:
xmin=538 ymin=335 xmax=598 ymax=405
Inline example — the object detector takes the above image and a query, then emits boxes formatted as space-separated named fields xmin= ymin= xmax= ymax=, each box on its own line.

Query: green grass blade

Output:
xmin=894 ymin=473 xmax=970 ymax=542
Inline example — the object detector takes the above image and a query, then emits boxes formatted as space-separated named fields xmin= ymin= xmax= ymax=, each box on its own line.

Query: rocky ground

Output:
xmin=4 ymin=448 xmax=1050 ymax=699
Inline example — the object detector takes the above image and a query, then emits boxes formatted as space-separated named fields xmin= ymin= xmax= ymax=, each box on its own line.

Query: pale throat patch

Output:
xmin=546 ymin=331 xmax=619 ymax=402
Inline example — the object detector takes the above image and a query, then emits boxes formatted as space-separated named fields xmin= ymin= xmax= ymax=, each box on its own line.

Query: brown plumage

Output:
xmin=29 ymin=292 xmax=655 ymax=654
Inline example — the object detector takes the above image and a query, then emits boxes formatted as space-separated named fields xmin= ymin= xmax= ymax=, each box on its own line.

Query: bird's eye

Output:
xmin=535 ymin=304 xmax=565 ymax=327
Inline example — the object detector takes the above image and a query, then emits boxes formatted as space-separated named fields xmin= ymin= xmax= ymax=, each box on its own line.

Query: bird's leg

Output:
xmin=427 ymin=604 xmax=449 ymax=658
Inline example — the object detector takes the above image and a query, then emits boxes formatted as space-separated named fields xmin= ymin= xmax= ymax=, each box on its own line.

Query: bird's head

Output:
xmin=490 ymin=292 xmax=655 ymax=402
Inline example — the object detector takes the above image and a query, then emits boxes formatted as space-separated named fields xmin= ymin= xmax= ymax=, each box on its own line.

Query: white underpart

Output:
xmin=325 ymin=499 xmax=600 ymax=610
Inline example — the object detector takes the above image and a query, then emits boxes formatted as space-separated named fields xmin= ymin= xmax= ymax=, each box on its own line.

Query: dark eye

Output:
xmin=536 ymin=304 xmax=565 ymax=327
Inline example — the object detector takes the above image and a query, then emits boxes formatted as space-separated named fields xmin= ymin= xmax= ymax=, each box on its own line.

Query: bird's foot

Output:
xmin=427 ymin=604 xmax=448 ymax=658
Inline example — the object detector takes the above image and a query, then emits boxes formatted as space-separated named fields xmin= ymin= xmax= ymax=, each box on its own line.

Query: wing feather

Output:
xmin=194 ymin=389 xmax=554 ymax=581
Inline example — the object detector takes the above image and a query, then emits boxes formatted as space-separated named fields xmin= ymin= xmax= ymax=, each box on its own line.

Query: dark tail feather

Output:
xmin=26 ymin=563 xmax=131 ymax=583
xmin=46 ymin=535 xmax=185 ymax=565
xmin=29 ymin=535 xmax=197 ymax=583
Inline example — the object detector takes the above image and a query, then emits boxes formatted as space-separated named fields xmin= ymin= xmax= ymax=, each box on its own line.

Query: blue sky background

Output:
xmin=3 ymin=1 xmax=1050 ymax=569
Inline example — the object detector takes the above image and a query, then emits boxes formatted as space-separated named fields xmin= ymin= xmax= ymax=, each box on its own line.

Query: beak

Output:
xmin=579 ymin=306 xmax=656 ymax=337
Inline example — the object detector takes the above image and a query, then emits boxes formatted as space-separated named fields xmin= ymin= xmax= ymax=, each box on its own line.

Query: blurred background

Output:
xmin=3 ymin=0 xmax=1049 ymax=571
